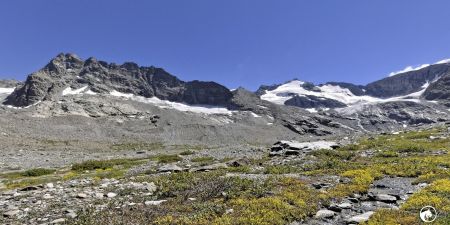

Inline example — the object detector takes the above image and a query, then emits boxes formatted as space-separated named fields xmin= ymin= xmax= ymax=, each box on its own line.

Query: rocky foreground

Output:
xmin=1 ymin=126 xmax=450 ymax=224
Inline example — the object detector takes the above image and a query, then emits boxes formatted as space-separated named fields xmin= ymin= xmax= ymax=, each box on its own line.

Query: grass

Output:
xmin=72 ymin=158 xmax=146 ymax=171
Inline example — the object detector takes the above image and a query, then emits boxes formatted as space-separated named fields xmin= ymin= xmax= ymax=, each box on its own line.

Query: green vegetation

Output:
xmin=72 ymin=158 xmax=146 ymax=171
xmin=179 ymin=150 xmax=196 ymax=155
xmin=21 ymin=168 xmax=55 ymax=177
xmin=72 ymin=174 xmax=321 ymax=225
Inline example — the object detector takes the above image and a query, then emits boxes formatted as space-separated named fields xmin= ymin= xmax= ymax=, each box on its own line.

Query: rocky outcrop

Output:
xmin=285 ymin=95 xmax=347 ymax=108
xmin=269 ymin=140 xmax=338 ymax=156
xmin=423 ymin=73 xmax=450 ymax=103
xmin=5 ymin=53 xmax=233 ymax=107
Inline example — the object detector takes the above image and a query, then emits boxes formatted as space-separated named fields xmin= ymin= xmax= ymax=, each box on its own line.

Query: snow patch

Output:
xmin=250 ymin=112 xmax=261 ymax=118
xmin=109 ymin=90 xmax=234 ymax=115
xmin=62 ymin=86 xmax=88 ymax=95
xmin=305 ymin=108 xmax=317 ymax=113
xmin=6 ymin=101 xmax=41 ymax=109
xmin=0 ymin=88 xmax=15 ymax=94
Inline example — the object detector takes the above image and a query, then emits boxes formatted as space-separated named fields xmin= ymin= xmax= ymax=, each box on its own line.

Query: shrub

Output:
xmin=71 ymin=158 xmax=144 ymax=171
xmin=179 ymin=150 xmax=195 ymax=155
xmin=21 ymin=168 xmax=55 ymax=177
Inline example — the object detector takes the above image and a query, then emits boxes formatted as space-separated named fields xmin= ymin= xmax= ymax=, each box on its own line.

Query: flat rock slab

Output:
xmin=345 ymin=211 xmax=374 ymax=224
xmin=315 ymin=209 xmax=336 ymax=219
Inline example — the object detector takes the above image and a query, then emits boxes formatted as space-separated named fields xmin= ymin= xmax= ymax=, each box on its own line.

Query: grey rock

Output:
xmin=315 ymin=209 xmax=336 ymax=219
xmin=371 ymin=193 xmax=397 ymax=203
xmin=158 ymin=164 xmax=183 ymax=173
xmin=285 ymin=94 xmax=347 ymax=108
xmin=3 ymin=209 xmax=20 ymax=217
xmin=106 ymin=192 xmax=117 ymax=198
xmin=345 ymin=211 xmax=374 ymax=224
xmin=76 ymin=193 xmax=88 ymax=199
xmin=50 ymin=218 xmax=66 ymax=224
xmin=145 ymin=200 xmax=167 ymax=206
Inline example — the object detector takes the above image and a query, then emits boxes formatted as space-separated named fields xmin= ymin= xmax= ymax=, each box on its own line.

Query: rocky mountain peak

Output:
xmin=4 ymin=53 xmax=233 ymax=107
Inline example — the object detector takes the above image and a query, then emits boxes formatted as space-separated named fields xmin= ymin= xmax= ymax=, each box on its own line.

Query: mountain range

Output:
xmin=1 ymin=53 xmax=450 ymax=145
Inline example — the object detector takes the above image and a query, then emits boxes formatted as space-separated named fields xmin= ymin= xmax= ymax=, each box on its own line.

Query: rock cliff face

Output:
xmin=423 ymin=73 xmax=450 ymax=104
xmin=5 ymin=53 xmax=232 ymax=107
xmin=365 ymin=63 xmax=450 ymax=98
xmin=285 ymin=95 xmax=347 ymax=108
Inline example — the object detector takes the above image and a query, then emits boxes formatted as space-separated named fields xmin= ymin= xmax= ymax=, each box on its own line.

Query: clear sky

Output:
xmin=1 ymin=0 xmax=450 ymax=90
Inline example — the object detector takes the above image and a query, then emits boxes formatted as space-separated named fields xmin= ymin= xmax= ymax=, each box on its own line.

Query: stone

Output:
xmin=3 ymin=210 xmax=20 ymax=217
xmin=145 ymin=200 xmax=167 ymax=206
xmin=50 ymin=218 xmax=66 ymax=224
xmin=346 ymin=211 xmax=374 ymax=224
xmin=43 ymin=194 xmax=53 ymax=199
xmin=107 ymin=192 xmax=117 ymax=198
xmin=315 ymin=209 xmax=336 ymax=219
xmin=373 ymin=194 xmax=397 ymax=203
xmin=194 ymin=163 xmax=228 ymax=172
xmin=19 ymin=186 xmax=39 ymax=192
xmin=77 ymin=193 xmax=88 ymax=199
xmin=337 ymin=202 xmax=352 ymax=209
xmin=95 ymin=193 xmax=104 ymax=198
xmin=46 ymin=183 xmax=54 ymax=189
xmin=157 ymin=164 xmax=183 ymax=173
xmin=66 ymin=212 xmax=77 ymax=219
xmin=145 ymin=182 xmax=157 ymax=192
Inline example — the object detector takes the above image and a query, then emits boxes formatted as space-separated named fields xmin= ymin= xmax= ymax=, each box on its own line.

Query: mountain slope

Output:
xmin=5 ymin=53 xmax=232 ymax=107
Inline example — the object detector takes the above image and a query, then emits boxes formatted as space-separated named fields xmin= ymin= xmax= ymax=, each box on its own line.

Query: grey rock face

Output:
xmin=365 ymin=63 xmax=450 ymax=98
xmin=345 ymin=211 xmax=374 ymax=224
xmin=5 ymin=53 xmax=233 ymax=107
xmin=285 ymin=95 xmax=347 ymax=108
xmin=423 ymin=73 xmax=450 ymax=102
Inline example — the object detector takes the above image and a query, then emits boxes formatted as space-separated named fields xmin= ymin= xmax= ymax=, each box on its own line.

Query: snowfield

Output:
xmin=0 ymin=87 xmax=15 ymax=95
xmin=260 ymin=79 xmax=436 ymax=113
xmin=110 ymin=90 xmax=234 ymax=115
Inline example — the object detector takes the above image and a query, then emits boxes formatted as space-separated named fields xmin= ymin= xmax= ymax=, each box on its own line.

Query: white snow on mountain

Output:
xmin=110 ymin=90 xmax=234 ymax=115
xmin=0 ymin=88 xmax=15 ymax=95
xmin=260 ymin=80 xmax=380 ymax=106
xmin=388 ymin=58 xmax=450 ymax=77
xmin=260 ymin=79 xmax=434 ymax=112
xmin=62 ymin=86 xmax=88 ymax=95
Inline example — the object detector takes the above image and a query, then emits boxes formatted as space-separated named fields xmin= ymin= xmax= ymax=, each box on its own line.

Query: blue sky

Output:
xmin=1 ymin=0 xmax=450 ymax=90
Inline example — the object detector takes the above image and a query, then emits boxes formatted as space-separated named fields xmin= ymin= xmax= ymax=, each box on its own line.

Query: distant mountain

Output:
xmin=257 ymin=62 xmax=450 ymax=109
xmin=1 ymin=53 xmax=450 ymax=141
xmin=5 ymin=53 xmax=232 ymax=107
